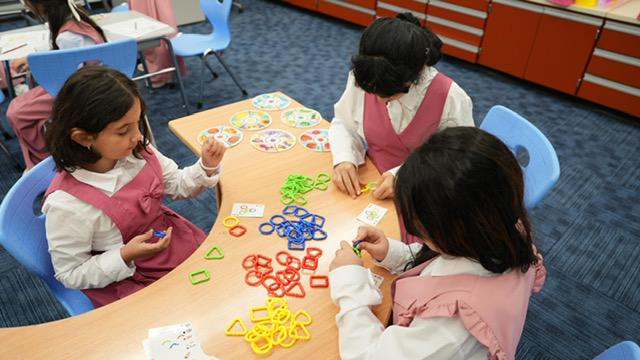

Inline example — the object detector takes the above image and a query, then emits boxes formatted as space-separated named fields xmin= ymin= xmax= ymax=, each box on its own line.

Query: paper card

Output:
xmin=231 ymin=203 xmax=265 ymax=218
xmin=144 ymin=322 xmax=216 ymax=360
xmin=371 ymin=273 xmax=384 ymax=288
xmin=356 ymin=203 xmax=388 ymax=226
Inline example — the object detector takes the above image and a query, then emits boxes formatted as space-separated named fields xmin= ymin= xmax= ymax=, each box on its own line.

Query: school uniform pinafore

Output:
xmin=45 ymin=148 xmax=206 ymax=307
xmin=363 ymin=72 xmax=452 ymax=244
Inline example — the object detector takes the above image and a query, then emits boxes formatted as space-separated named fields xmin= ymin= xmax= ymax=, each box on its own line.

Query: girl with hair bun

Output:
xmin=329 ymin=14 xmax=474 ymax=242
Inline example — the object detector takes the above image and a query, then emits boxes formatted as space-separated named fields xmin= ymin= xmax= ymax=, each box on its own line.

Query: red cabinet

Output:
xmin=478 ymin=0 xmax=544 ymax=77
xmin=317 ymin=0 xmax=375 ymax=27
xmin=282 ymin=0 xmax=317 ymax=11
xmin=524 ymin=7 xmax=602 ymax=95
xmin=376 ymin=0 xmax=427 ymax=20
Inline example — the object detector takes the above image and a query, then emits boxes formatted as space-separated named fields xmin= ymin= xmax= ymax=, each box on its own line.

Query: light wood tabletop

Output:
xmin=0 ymin=92 xmax=398 ymax=359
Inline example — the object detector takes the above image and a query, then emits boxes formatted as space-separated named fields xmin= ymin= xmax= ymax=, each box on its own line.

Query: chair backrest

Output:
xmin=594 ymin=341 xmax=640 ymax=360
xmin=0 ymin=157 xmax=94 ymax=315
xmin=110 ymin=2 xmax=129 ymax=12
xmin=200 ymin=0 xmax=232 ymax=41
xmin=479 ymin=105 xmax=560 ymax=209
xmin=27 ymin=38 xmax=137 ymax=97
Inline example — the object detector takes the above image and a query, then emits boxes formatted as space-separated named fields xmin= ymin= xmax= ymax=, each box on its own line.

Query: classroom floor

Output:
xmin=0 ymin=0 xmax=639 ymax=358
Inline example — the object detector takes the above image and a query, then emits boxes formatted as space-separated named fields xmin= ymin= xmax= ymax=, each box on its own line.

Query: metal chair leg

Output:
xmin=203 ymin=61 xmax=219 ymax=80
xmin=137 ymin=51 xmax=153 ymax=89
xmin=232 ymin=1 xmax=244 ymax=13
xmin=198 ymin=54 xmax=208 ymax=109
xmin=143 ymin=115 xmax=156 ymax=147
xmin=212 ymin=51 xmax=248 ymax=96
xmin=0 ymin=139 xmax=24 ymax=171
xmin=161 ymin=37 xmax=191 ymax=115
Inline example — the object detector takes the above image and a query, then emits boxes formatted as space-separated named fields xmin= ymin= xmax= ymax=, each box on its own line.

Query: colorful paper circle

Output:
xmin=250 ymin=129 xmax=297 ymax=153
xmin=252 ymin=93 xmax=292 ymax=111
xmin=197 ymin=126 xmax=243 ymax=147
xmin=229 ymin=110 xmax=272 ymax=130
xmin=299 ymin=128 xmax=330 ymax=152
xmin=280 ymin=107 xmax=322 ymax=128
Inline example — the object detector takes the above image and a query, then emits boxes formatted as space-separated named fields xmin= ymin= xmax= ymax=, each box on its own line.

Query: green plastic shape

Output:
xmin=204 ymin=244 xmax=225 ymax=260
xmin=189 ymin=269 xmax=210 ymax=284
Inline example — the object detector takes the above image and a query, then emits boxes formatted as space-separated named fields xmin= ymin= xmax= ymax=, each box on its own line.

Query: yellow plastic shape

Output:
xmin=267 ymin=297 xmax=288 ymax=315
xmin=293 ymin=309 xmax=312 ymax=326
xmin=279 ymin=328 xmax=297 ymax=348
xmin=253 ymin=320 xmax=277 ymax=336
xmin=250 ymin=305 xmax=270 ymax=322
xmin=271 ymin=308 xmax=291 ymax=325
xmin=222 ymin=215 xmax=240 ymax=228
xmin=225 ymin=317 xmax=247 ymax=336
xmin=289 ymin=322 xmax=311 ymax=340
xmin=244 ymin=329 xmax=260 ymax=342
xmin=250 ymin=336 xmax=273 ymax=355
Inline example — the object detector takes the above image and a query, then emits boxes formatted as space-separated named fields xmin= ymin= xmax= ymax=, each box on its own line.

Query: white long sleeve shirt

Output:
xmin=42 ymin=146 xmax=221 ymax=290
xmin=329 ymin=67 xmax=474 ymax=175
xmin=329 ymin=239 xmax=496 ymax=360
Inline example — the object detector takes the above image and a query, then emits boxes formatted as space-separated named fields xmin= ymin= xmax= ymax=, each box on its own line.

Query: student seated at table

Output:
xmin=329 ymin=127 xmax=546 ymax=360
xmin=6 ymin=0 xmax=108 ymax=169
xmin=329 ymin=13 xmax=474 ymax=202
xmin=43 ymin=66 xmax=226 ymax=307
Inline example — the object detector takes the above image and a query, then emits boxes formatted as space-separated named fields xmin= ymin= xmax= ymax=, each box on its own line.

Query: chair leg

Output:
xmin=203 ymin=61 xmax=219 ymax=80
xmin=0 ymin=139 xmax=24 ymax=171
xmin=232 ymin=1 xmax=244 ymax=13
xmin=143 ymin=115 xmax=156 ymax=147
xmin=137 ymin=52 xmax=153 ymax=89
xmin=161 ymin=37 xmax=191 ymax=115
xmin=212 ymin=51 xmax=248 ymax=97
xmin=198 ymin=55 xmax=207 ymax=109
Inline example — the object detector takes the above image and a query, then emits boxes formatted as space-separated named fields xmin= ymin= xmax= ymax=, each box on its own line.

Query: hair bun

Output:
xmin=396 ymin=12 xmax=421 ymax=27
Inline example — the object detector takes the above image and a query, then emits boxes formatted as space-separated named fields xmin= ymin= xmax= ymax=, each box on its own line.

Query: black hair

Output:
xmin=23 ymin=0 xmax=107 ymax=50
xmin=45 ymin=65 xmax=151 ymax=172
xmin=351 ymin=13 xmax=443 ymax=98
xmin=394 ymin=127 xmax=538 ymax=274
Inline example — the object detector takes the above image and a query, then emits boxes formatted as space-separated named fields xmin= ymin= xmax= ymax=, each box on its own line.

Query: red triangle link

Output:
xmin=285 ymin=281 xmax=306 ymax=298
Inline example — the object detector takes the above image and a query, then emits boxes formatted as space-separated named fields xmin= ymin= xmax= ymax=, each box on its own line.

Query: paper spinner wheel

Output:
xmin=197 ymin=126 xmax=243 ymax=147
xmin=229 ymin=110 xmax=272 ymax=130
xmin=250 ymin=129 xmax=297 ymax=153
xmin=280 ymin=107 xmax=322 ymax=128
xmin=251 ymin=93 xmax=292 ymax=111
xmin=299 ymin=129 xmax=330 ymax=152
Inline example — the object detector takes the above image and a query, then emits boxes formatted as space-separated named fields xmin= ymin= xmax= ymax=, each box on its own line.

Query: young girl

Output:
xmin=329 ymin=13 xmax=474 ymax=201
xmin=329 ymin=127 xmax=546 ymax=360
xmin=42 ymin=65 xmax=226 ymax=308
xmin=128 ymin=0 xmax=185 ymax=88
xmin=6 ymin=0 xmax=108 ymax=169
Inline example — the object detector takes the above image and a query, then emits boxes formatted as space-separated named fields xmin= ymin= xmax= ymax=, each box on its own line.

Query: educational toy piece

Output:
xmin=250 ymin=129 xmax=296 ymax=153
xmin=225 ymin=318 xmax=248 ymax=336
xmin=280 ymin=107 xmax=322 ymax=128
xmin=251 ymin=93 xmax=292 ymax=111
xmin=356 ymin=203 xmax=388 ymax=226
xmin=231 ymin=203 xmax=265 ymax=218
xmin=229 ymin=110 xmax=272 ymax=131
xmin=189 ymin=269 xmax=210 ymax=285
xmin=222 ymin=216 xmax=240 ymax=228
xmin=143 ymin=322 xmax=215 ymax=360
xmin=152 ymin=230 xmax=166 ymax=238
xmin=197 ymin=125 xmax=243 ymax=147
xmin=226 ymin=297 xmax=313 ymax=355
xmin=371 ymin=272 xmax=384 ymax=288
xmin=299 ymin=128 xmax=331 ymax=152
xmin=204 ymin=244 xmax=225 ymax=259
xmin=229 ymin=225 xmax=247 ymax=237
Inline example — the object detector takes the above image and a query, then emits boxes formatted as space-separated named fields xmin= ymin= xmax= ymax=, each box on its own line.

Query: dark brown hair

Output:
xmin=45 ymin=65 xmax=151 ymax=172
xmin=394 ymin=127 xmax=538 ymax=273
xmin=352 ymin=13 xmax=443 ymax=98
xmin=23 ymin=0 xmax=107 ymax=50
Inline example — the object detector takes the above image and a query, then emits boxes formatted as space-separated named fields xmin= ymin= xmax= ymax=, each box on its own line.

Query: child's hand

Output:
xmin=201 ymin=137 xmax=226 ymax=171
xmin=330 ymin=241 xmax=364 ymax=271
xmin=354 ymin=226 xmax=389 ymax=262
xmin=372 ymin=172 xmax=395 ymax=200
xmin=333 ymin=162 xmax=360 ymax=199
xmin=120 ymin=227 xmax=173 ymax=263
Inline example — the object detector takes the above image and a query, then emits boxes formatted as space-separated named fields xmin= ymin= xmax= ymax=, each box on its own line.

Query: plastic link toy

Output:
xmin=259 ymin=205 xmax=328 ymax=251
xmin=223 ymin=216 xmax=240 ymax=228
xmin=189 ymin=269 xmax=210 ymax=285
xmin=279 ymin=173 xmax=331 ymax=205
xmin=226 ymin=297 xmax=313 ymax=355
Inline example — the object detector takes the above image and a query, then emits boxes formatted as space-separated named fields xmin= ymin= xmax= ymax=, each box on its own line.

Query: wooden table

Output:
xmin=0 ymin=93 xmax=398 ymax=359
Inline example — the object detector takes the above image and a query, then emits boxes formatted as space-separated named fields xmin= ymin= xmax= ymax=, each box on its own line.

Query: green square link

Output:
xmin=189 ymin=269 xmax=210 ymax=284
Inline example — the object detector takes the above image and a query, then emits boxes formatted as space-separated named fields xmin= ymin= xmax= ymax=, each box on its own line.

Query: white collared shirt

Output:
xmin=329 ymin=67 xmax=474 ymax=175
xmin=329 ymin=239 xmax=496 ymax=360
xmin=42 ymin=145 xmax=221 ymax=290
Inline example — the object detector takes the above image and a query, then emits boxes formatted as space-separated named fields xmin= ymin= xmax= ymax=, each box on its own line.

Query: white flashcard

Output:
xmin=371 ymin=272 xmax=384 ymax=288
xmin=143 ymin=322 xmax=217 ymax=360
xmin=231 ymin=203 xmax=265 ymax=218
xmin=356 ymin=203 xmax=388 ymax=226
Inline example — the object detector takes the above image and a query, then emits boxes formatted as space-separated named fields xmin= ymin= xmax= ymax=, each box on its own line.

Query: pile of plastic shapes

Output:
xmin=225 ymin=297 xmax=313 ymax=355
xmin=259 ymin=205 xmax=327 ymax=251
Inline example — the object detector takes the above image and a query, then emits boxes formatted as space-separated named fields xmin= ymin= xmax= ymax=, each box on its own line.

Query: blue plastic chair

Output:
xmin=27 ymin=38 xmax=137 ymax=96
xmin=479 ymin=105 xmax=560 ymax=209
xmin=110 ymin=2 xmax=129 ymax=12
xmin=595 ymin=341 xmax=640 ymax=360
xmin=171 ymin=0 xmax=248 ymax=108
xmin=0 ymin=157 xmax=95 ymax=315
